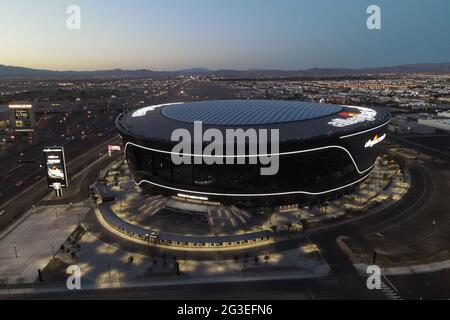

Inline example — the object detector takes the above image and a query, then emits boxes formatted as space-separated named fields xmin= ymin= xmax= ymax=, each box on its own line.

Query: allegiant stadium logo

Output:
xmin=328 ymin=106 xmax=377 ymax=127
xmin=365 ymin=133 xmax=386 ymax=148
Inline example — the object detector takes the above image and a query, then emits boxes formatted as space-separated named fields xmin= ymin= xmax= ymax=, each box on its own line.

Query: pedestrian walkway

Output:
xmin=207 ymin=206 xmax=251 ymax=229
xmin=311 ymin=277 xmax=344 ymax=300
xmin=355 ymin=260 xmax=450 ymax=276
xmin=380 ymin=278 xmax=402 ymax=300
xmin=0 ymin=205 xmax=90 ymax=283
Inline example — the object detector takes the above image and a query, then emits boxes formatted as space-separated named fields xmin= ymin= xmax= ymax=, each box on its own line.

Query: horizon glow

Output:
xmin=0 ymin=0 xmax=449 ymax=71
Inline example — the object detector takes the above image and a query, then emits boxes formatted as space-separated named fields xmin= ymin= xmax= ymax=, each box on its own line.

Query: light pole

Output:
xmin=12 ymin=243 xmax=18 ymax=258
xmin=107 ymin=263 xmax=111 ymax=283
xmin=6 ymin=273 xmax=9 ymax=293
xmin=432 ymin=220 xmax=436 ymax=233
xmin=375 ymin=232 xmax=384 ymax=264
xmin=376 ymin=232 xmax=384 ymax=254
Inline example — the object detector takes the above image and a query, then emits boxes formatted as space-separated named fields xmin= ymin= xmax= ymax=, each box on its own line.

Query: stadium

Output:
xmin=116 ymin=100 xmax=391 ymax=208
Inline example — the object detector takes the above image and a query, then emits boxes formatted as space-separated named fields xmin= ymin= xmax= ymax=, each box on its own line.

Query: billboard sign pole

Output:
xmin=43 ymin=146 xmax=69 ymax=197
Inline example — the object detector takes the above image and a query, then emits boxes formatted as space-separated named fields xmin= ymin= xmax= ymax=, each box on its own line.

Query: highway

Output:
xmin=0 ymin=107 xmax=122 ymax=231
xmin=0 ymin=82 xmax=188 ymax=232
xmin=0 ymin=134 xmax=121 ymax=231
xmin=1 ymin=276 xmax=342 ymax=300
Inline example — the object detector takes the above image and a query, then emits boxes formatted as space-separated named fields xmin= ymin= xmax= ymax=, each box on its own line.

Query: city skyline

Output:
xmin=1 ymin=0 xmax=450 ymax=71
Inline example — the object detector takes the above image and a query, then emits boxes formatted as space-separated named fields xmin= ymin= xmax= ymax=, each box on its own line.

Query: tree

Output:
xmin=270 ymin=224 xmax=278 ymax=240
xmin=175 ymin=261 xmax=180 ymax=276
xmin=286 ymin=221 xmax=293 ymax=233
xmin=323 ymin=202 xmax=329 ymax=214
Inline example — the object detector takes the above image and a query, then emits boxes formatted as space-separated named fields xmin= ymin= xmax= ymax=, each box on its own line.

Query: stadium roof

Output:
xmin=116 ymin=100 xmax=391 ymax=150
xmin=161 ymin=100 xmax=343 ymax=125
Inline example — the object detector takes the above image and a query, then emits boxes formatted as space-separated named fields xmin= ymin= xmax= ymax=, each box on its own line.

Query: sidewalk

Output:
xmin=354 ymin=261 xmax=450 ymax=276
xmin=0 ymin=263 xmax=330 ymax=296
xmin=277 ymin=157 xmax=411 ymax=230
xmin=338 ymin=235 xmax=450 ymax=276
xmin=0 ymin=205 xmax=90 ymax=284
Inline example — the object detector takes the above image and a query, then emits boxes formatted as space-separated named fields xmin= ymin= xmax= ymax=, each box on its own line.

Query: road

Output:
xmin=0 ymin=110 xmax=117 ymax=207
xmin=2 ymin=277 xmax=342 ymax=300
xmin=0 ymin=82 xmax=190 ymax=231
xmin=0 ymin=134 xmax=121 ymax=231
xmin=388 ymin=269 xmax=450 ymax=299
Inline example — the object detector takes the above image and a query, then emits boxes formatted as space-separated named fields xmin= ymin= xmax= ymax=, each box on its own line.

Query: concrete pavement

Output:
xmin=0 ymin=205 xmax=89 ymax=284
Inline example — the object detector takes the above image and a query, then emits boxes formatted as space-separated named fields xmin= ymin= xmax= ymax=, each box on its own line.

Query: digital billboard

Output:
xmin=9 ymin=103 xmax=35 ymax=132
xmin=108 ymin=144 xmax=122 ymax=156
xmin=43 ymin=147 xmax=69 ymax=188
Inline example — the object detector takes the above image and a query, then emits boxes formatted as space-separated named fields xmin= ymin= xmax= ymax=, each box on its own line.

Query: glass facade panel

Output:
xmin=126 ymin=144 xmax=365 ymax=207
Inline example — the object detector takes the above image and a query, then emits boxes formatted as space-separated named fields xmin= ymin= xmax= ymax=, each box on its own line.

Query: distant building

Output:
xmin=437 ymin=111 xmax=450 ymax=119
xmin=389 ymin=120 xmax=435 ymax=135
xmin=418 ymin=118 xmax=450 ymax=132
xmin=389 ymin=113 xmax=436 ymax=134
xmin=0 ymin=105 xmax=10 ymax=131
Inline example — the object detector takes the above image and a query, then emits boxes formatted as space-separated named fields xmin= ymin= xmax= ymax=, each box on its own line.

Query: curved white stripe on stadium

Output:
xmin=130 ymin=168 xmax=374 ymax=197
xmin=339 ymin=120 xmax=391 ymax=139
xmin=124 ymin=141 xmax=375 ymax=174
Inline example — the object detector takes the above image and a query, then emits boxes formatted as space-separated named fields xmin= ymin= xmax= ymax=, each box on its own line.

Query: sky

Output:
xmin=1 ymin=0 xmax=449 ymax=71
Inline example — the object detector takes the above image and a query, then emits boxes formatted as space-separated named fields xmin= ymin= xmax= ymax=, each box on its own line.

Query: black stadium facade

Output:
xmin=116 ymin=100 xmax=390 ymax=208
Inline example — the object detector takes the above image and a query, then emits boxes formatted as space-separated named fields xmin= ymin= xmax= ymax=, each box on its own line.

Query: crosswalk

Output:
xmin=312 ymin=277 xmax=345 ymax=300
xmin=380 ymin=277 xmax=402 ymax=300
xmin=310 ymin=276 xmax=402 ymax=300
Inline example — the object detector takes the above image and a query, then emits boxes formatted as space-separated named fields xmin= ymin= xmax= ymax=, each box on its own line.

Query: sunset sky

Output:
xmin=1 ymin=0 xmax=449 ymax=71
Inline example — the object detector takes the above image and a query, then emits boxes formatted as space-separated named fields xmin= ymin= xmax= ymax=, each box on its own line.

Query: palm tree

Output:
xmin=286 ymin=221 xmax=293 ymax=233
xmin=270 ymin=224 xmax=278 ymax=241
xmin=323 ymin=202 xmax=329 ymax=214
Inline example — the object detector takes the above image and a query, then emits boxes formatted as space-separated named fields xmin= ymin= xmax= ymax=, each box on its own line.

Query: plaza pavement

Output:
xmin=0 ymin=204 xmax=90 ymax=284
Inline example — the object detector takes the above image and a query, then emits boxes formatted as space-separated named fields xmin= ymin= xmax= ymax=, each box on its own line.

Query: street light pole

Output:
xmin=375 ymin=232 xmax=384 ymax=264
xmin=380 ymin=234 xmax=384 ymax=256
